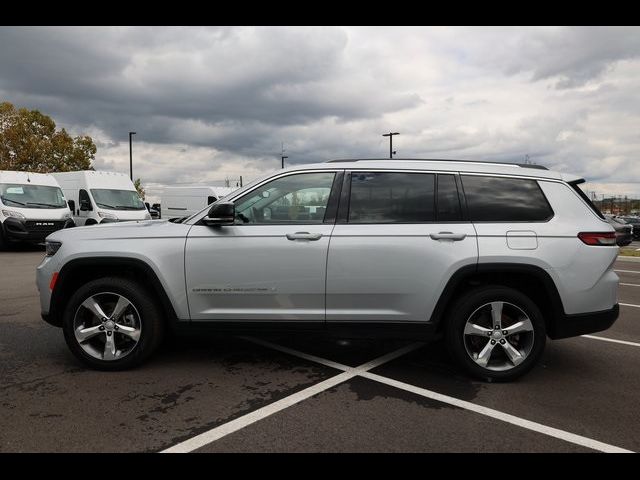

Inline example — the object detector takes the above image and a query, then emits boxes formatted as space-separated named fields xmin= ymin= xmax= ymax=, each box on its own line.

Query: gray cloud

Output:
xmin=1 ymin=26 xmax=639 ymax=195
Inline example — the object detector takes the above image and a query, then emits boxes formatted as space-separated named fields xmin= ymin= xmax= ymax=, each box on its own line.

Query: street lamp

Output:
xmin=382 ymin=132 xmax=399 ymax=159
xmin=129 ymin=131 xmax=136 ymax=180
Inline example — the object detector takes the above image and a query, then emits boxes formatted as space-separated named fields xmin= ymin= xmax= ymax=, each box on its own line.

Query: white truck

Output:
xmin=52 ymin=171 xmax=151 ymax=226
xmin=159 ymin=185 xmax=238 ymax=219
xmin=0 ymin=170 xmax=75 ymax=249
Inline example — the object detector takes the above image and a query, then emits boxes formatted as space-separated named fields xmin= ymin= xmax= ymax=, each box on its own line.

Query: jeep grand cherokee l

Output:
xmin=36 ymin=159 xmax=620 ymax=381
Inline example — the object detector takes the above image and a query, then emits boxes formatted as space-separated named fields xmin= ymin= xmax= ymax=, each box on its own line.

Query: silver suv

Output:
xmin=37 ymin=159 xmax=620 ymax=381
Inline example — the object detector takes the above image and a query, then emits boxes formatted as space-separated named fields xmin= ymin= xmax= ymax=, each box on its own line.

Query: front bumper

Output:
xmin=2 ymin=217 xmax=74 ymax=243
xmin=548 ymin=304 xmax=619 ymax=339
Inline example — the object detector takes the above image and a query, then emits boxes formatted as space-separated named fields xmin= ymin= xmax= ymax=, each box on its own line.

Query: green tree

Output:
xmin=134 ymin=178 xmax=145 ymax=200
xmin=0 ymin=101 xmax=96 ymax=172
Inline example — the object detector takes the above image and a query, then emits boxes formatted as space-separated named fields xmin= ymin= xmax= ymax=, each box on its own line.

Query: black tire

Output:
xmin=445 ymin=286 xmax=546 ymax=382
xmin=0 ymin=226 xmax=7 ymax=250
xmin=62 ymin=276 xmax=164 ymax=370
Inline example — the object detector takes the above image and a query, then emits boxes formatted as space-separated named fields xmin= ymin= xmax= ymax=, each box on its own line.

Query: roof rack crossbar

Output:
xmin=325 ymin=158 xmax=548 ymax=170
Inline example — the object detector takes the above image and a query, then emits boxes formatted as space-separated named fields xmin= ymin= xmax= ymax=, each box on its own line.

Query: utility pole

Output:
xmin=129 ymin=131 xmax=136 ymax=181
xmin=382 ymin=132 xmax=399 ymax=159
xmin=281 ymin=141 xmax=288 ymax=169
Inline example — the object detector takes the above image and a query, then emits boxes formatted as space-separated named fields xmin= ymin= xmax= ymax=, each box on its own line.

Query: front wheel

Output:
xmin=62 ymin=277 xmax=164 ymax=370
xmin=445 ymin=286 xmax=546 ymax=382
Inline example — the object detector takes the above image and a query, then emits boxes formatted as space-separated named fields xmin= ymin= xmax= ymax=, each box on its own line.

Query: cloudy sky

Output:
xmin=1 ymin=26 xmax=639 ymax=201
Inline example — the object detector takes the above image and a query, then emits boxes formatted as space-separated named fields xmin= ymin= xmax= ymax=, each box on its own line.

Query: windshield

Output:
xmin=90 ymin=189 xmax=145 ymax=210
xmin=0 ymin=183 xmax=66 ymax=209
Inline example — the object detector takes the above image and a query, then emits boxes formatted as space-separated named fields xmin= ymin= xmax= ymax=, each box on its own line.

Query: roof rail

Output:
xmin=325 ymin=158 xmax=548 ymax=170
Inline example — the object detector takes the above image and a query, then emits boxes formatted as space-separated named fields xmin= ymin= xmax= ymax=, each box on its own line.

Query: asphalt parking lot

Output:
xmin=1 ymin=246 xmax=639 ymax=453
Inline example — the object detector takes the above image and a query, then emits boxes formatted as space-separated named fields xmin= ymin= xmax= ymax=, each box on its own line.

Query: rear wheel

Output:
xmin=445 ymin=286 xmax=546 ymax=382
xmin=62 ymin=277 xmax=164 ymax=370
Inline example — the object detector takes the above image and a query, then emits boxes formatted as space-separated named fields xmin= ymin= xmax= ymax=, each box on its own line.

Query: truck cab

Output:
xmin=0 ymin=170 xmax=75 ymax=249
xmin=52 ymin=171 xmax=151 ymax=226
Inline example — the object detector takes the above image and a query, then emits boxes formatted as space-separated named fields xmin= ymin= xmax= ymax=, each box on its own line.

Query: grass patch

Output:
xmin=619 ymin=248 xmax=640 ymax=256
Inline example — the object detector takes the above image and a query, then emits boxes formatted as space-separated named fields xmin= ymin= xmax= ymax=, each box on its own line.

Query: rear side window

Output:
xmin=349 ymin=172 xmax=435 ymax=223
xmin=461 ymin=175 xmax=553 ymax=222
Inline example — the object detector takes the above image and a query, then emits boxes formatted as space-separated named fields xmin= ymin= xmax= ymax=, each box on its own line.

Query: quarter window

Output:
xmin=461 ymin=175 xmax=553 ymax=222
xmin=234 ymin=172 xmax=335 ymax=224
xmin=348 ymin=172 xmax=435 ymax=223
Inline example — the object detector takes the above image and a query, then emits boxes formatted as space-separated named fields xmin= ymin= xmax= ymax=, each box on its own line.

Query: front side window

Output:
xmin=461 ymin=175 xmax=553 ymax=222
xmin=234 ymin=172 xmax=335 ymax=224
xmin=0 ymin=184 xmax=66 ymax=209
xmin=90 ymin=189 xmax=145 ymax=210
xmin=348 ymin=172 xmax=435 ymax=223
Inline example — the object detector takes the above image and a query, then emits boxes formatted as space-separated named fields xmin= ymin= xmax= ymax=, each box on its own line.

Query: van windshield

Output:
xmin=0 ymin=183 xmax=67 ymax=209
xmin=90 ymin=189 xmax=145 ymax=210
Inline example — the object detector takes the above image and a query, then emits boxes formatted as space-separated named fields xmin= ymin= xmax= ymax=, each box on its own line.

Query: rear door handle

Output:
xmin=286 ymin=232 xmax=323 ymax=241
xmin=430 ymin=232 xmax=467 ymax=241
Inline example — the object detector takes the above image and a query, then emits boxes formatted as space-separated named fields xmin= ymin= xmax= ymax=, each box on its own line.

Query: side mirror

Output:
xmin=79 ymin=199 xmax=92 ymax=211
xmin=67 ymin=200 xmax=76 ymax=213
xmin=202 ymin=202 xmax=235 ymax=227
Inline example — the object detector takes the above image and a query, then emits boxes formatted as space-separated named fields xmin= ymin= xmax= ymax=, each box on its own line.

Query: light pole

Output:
xmin=281 ymin=155 xmax=288 ymax=169
xmin=129 ymin=131 xmax=136 ymax=181
xmin=382 ymin=132 xmax=399 ymax=158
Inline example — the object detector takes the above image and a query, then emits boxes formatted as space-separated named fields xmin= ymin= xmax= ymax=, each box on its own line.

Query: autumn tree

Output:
xmin=134 ymin=178 xmax=145 ymax=200
xmin=0 ymin=101 xmax=96 ymax=173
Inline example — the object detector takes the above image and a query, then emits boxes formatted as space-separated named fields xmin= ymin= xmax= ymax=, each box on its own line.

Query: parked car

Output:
xmin=144 ymin=203 xmax=160 ymax=220
xmin=37 ymin=159 xmax=619 ymax=381
xmin=604 ymin=215 xmax=633 ymax=246
xmin=616 ymin=216 xmax=640 ymax=240
xmin=0 ymin=170 xmax=75 ymax=249
xmin=52 ymin=171 xmax=151 ymax=225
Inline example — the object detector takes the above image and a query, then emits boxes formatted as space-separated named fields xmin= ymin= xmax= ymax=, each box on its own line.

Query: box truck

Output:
xmin=159 ymin=186 xmax=238 ymax=219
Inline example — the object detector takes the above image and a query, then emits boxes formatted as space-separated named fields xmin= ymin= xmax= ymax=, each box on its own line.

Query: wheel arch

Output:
xmin=48 ymin=257 xmax=179 ymax=328
xmin=432 ymin=263 xmax=565 ymax=336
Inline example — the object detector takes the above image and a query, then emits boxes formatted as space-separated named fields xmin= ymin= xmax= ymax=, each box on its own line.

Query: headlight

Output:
xmin=98 ymin=211 xmax=118 ymax=220
xmin=2 ymin=209 xmax=26 ymax=220
xmin=45 ymin=241 xmax=62 ymax=256
xmin=63 ymin=212 xmax=72 ymax=219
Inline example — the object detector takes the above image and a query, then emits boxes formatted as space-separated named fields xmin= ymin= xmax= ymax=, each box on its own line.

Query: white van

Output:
xmin=0 ymin=171 xmax=74 ymax=249
xmin=52 ymin=171 xmax=151 ymax=226
xmin=160 ymin=186 xmax=238 ymax=219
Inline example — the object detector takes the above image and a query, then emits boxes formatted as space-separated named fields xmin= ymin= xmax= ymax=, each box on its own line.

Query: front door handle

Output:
xmin=286 ymin=232 xmax=323 ymax=241
xmin=430 ymin=232 xmax=467 ymax=241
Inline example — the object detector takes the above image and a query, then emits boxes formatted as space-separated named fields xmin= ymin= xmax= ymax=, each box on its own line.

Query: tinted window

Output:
xmin=234 ymin=172 xmax=335 ymax=224
xmin=461 ymin=175 xmax=553 ymax=222
xmin=348 ymin=172 xmax=435 ymax=223
xmin=437 ymin=174 xmax=462 ymax=221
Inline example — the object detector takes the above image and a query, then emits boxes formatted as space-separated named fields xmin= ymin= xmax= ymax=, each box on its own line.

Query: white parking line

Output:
xmin=615 ymin=269 xmax=640 ymax=274
xmin=582 ymin=335 xmax=640 ymax=348
xmin=161 ymin=338 xmax=634 ymax=454
xmin=360 ymin=372 xmax=632 ymax=453
xmin=161 ymin=341 xmax=424 ymax=453
xmin=620 ymin=302 xmax=640 ymax=308
xmin=620 ymin=283 xmax=640 ymax=287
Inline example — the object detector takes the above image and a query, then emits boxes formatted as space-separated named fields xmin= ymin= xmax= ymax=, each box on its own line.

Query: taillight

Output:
xmin=49 ymin=272 xmax=59 ymax=291
xmin=578 ymin=232 xmax=617 ymax=246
